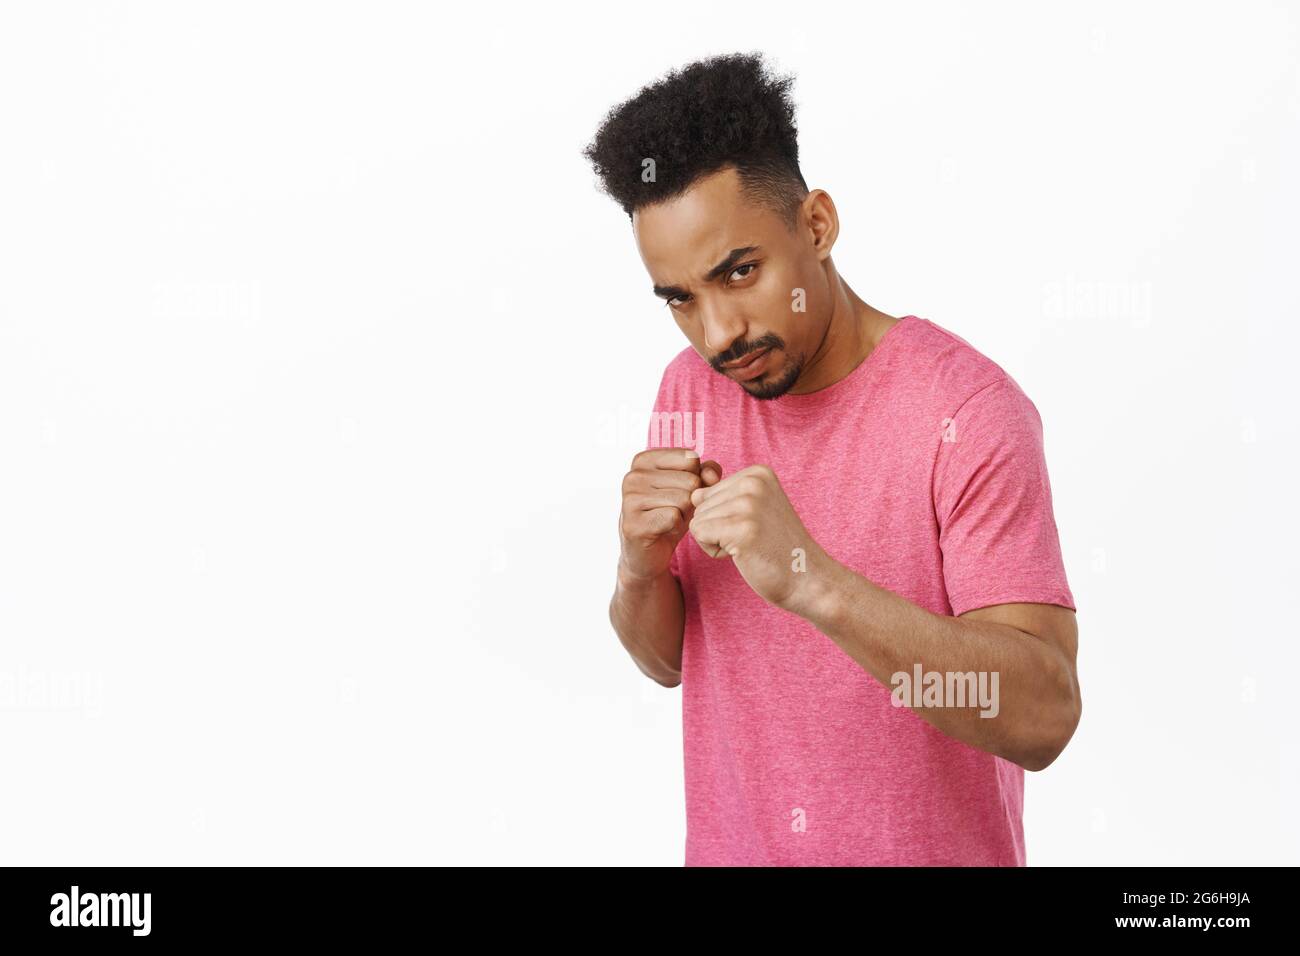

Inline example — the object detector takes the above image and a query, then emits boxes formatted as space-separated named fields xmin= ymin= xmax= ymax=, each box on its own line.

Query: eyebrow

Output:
xmin=652 ymin=245 xmax=762 ymax=300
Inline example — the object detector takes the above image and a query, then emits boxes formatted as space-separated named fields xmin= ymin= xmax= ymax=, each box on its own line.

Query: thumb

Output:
xmin=700 ymin=460 xmax=723 ymax=486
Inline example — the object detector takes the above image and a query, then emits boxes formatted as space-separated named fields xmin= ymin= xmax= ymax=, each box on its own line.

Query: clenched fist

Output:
xmin=688 ymin=463 xmax=827 ymax=612
xmin=618 ymin=448 xmax=722 ymax=583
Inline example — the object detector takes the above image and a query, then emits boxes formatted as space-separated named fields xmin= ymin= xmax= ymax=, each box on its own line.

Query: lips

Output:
xmin=723 ymin=347 xmax=771 ymax=370
xmin=725 ymin=347 xmax=773 ymax=381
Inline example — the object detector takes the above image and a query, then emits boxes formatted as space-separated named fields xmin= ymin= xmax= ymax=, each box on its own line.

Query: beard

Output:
xmin=736 ymin=352 xmax=803 ymax=399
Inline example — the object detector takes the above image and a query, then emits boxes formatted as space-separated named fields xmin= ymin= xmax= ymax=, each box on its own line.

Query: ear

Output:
xmin=801 ymin=189 xmax=839 ymax=262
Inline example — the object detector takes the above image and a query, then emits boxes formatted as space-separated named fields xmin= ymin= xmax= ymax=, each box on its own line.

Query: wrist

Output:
xmin=786 ymin=545 xmax=847 ymax=626
xmin=617 ymin=557 xmax=673 ymax=592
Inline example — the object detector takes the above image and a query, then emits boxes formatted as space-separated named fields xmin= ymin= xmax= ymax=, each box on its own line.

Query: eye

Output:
xmin=728 ymin=263 xmax=757 ymax=283
xmin=665 ymin=293 xmax=690 ymax=309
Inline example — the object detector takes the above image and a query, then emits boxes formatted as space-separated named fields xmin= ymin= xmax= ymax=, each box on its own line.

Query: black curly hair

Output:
xmin=582 ymin=52 xmax=809 ymax=229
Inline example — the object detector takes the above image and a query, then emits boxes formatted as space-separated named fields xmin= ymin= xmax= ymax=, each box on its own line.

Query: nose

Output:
xmin=699 ymin=300 xmax=748 ymax=356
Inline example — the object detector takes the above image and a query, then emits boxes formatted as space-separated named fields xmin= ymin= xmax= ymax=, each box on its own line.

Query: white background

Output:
xmin=1 ymin=1 xmax=1296 ymax=865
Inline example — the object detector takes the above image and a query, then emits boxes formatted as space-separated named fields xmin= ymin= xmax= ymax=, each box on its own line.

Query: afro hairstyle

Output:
xmin=582 ymin=51 xmax=809 ymax=229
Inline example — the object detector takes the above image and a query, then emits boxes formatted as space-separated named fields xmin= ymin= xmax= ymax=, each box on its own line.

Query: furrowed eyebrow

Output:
xmin=652 ymin=245 xmax=762 ymax=299
xmin=652 ymin=283 xmax=688 ymax=301
xmin=704 ymin=245 xmax=761 ymax=282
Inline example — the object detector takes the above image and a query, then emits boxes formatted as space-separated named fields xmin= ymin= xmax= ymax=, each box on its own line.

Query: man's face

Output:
xmin=633 ymin=166 xmax=831 ymax=399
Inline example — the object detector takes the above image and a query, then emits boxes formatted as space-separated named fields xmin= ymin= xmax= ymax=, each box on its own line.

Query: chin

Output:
xmin=740 ymin=360 xmax=802 ymax=400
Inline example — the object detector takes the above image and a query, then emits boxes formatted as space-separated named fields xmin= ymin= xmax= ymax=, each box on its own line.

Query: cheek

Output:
xmin=764 ymin=267 xmax=819 ymax=328
xmin=786 ymin=274 xmax=832 ymax=336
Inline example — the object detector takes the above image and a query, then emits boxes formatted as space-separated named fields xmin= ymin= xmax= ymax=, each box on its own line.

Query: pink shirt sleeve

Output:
xmin=932 ymin=376 xmax=1076 ymax=617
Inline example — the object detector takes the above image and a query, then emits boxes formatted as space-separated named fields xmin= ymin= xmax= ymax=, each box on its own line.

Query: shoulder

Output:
xmin=903 ymin=317 xmax=1040 ymax=424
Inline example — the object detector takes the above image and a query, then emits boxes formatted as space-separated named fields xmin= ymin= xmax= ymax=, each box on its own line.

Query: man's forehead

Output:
xmin=634 ymin=184 xmax=766 ymax=283
xmin=638 ymin=227 xmax=756 ymax=284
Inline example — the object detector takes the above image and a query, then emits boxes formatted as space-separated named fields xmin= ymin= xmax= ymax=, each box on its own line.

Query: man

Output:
xmin=584 ymin=52 xmax=1080 ymax=866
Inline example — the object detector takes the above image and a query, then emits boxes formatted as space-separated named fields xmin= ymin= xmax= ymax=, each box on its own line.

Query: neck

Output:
xmin=787 ymin=264 xmax=897 ymax=395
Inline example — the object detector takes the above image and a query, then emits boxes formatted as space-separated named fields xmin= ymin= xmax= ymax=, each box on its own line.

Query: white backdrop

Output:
xmin=0 ymin=1 xmax=1296 ymax=865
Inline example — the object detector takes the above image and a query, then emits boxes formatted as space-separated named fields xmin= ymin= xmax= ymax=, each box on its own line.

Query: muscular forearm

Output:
xmin=609 ymin=562 xmax=685 ymax=686
xmin=792 ymin=551 xmax=1079 ymax=771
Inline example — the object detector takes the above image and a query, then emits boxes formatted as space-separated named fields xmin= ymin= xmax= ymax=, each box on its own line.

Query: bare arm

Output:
xmin=609 ymin=564 xmax=685 ymax=686
xmin=610 ymin=448 xmax=721 ymax=687
xmin=799 ymin=556 xmax=1081 ymax=771
xmin=686 ymin=463 xmax=1080 ymax=770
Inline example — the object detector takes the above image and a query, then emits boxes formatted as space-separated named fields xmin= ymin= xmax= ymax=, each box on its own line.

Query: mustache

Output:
xmin=709 ymin=333 xmax=785 ymax=372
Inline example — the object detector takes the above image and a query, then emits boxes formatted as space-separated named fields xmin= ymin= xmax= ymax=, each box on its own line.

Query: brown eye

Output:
xmin=729 ymin=263 xmax=757 ymax=282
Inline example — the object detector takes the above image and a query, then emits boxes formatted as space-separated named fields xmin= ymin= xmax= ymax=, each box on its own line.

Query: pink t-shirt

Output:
xmin=647 ymin=314 xmax=1076 ymax=866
